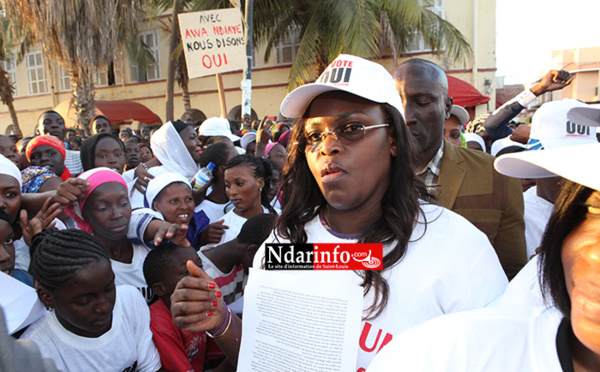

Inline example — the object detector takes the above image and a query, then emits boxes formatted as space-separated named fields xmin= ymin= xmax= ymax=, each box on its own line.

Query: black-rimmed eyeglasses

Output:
xmin=304 ymin=123 xmax=390 ymax=147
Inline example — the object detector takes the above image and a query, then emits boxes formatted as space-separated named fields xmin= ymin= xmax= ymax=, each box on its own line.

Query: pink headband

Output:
xmin=78 ymin=169 xmax=128 ymax=211
xmin=265 ymin=142 xmax=277 ymax=155
xmin=65 ymin=168 xmax=128 ymax=232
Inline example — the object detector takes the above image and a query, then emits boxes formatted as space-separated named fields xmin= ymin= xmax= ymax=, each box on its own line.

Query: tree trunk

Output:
xmin=0 ymin=66 xmax=22 ymax=137
xmin=182 ymin=82 xmax=191 ymax=112
xmin=179 ymin=52 xmax=191 ymax=112
xmin=71 ymin=65 xmax=95 ymax=136
xmin=166 ymin=0 xmax=182 ymax=122
xmin=6 ymin=101 xmax=21 ymax=138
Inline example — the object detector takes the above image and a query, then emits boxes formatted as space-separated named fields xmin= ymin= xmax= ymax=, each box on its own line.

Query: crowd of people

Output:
xmin=1 ymin=53 xmax=600 ymax=372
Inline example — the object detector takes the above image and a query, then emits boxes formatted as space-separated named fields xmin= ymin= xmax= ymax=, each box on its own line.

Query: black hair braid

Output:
xmin=29 ymin=228 xmax=110 ymax=292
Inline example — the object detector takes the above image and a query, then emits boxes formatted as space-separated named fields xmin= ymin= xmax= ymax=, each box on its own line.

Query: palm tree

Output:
xmin=193 ymin=0 xmax=471 ymax=90
xmin=4 ymin=0 xmax=152 ymax=134
xmin=154 ymin=0 xmax=195 ymax=121
xmin=0 ymin=6 xmax=34 ymax=138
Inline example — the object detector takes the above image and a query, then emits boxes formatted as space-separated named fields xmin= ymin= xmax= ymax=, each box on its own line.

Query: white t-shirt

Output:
xmin=121 ymin=169 xmax=135 ymax=184
xmin=14 ymin=237 xmax=30 ymax=272
xmin=492 ymin=254 xmax=546 ymax=309
xmin=129 ymin=166 xmax=170 ymax=210
xmin=21 ymin=285 xmax=162 ymax=372
xmin=194 ymin=198 xmax=230 ymax=223
xmin=204 ymin=206 xmax=270 ymax=248
xmin=111 ymin=243 xmax=156 ymax=304
xmin=64 ymin=149 xmax=83 ymax=176
xmin=367 ymin=306 xmax=564 ymax=372
xmin=253 ymin=203 xmax=508 ymax=371
xmin=523 ymin=186 xmax=554 ymax=259
xmin=198 ymin=251 xmax=246 ymax=305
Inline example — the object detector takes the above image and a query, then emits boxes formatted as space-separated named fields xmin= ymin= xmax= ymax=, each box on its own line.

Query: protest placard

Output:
xmin=178 ymin=8 xmax=246 ymax=78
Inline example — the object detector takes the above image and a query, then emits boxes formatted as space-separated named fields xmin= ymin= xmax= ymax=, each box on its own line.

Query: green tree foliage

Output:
xmin=192 ymin=0 xmax=471 ymax=90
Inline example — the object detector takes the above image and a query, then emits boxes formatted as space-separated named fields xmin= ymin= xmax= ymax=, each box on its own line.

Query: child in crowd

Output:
xmin=80 ymin=133 xmax=126 ymax=174
xmin=124 ymin=141 xmax=141 ymax=171
xmin=16 ymin=137 xmax=33 ymax=169
xmin=264 ymin=159 xmax=281 ymax=212
xmin=0 ymin=134 xmax=21 ymax=168
xmin=143 ymin=242 xmax=233 ymax=372
xmin=69 ymin=137 xmax=82 ymax=151
xmin=199 ymin=213 xmax=275 ymax=305
xmin=21 ymin=228 xmax=162 ymax=372
xmin=139 ymin=144 xmax=154 ymax=163
xmin=195 ymin=142 xmax=239 ymax=224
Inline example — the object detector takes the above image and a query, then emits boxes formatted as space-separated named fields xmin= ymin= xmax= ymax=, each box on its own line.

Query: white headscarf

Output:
xmin=150 ymin=121 xmax=199 ymax=179
xmin=0 ymin=154 xmax=22 ymax=188
xmin=145 ymin=172 xmax=191 ymax=209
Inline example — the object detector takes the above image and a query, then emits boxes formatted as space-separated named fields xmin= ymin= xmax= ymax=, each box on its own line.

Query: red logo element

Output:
xmin=313 ymin=243 xmax=383 ymax=270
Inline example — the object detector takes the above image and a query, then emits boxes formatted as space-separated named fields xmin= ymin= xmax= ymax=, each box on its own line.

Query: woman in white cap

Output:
xmin=368 ymin=142 xmax=600 ymax=372
xmin=128 ymin=172 xmax=225 ymax=248
xmin=169 ymin=54 xmax=508 ymax=370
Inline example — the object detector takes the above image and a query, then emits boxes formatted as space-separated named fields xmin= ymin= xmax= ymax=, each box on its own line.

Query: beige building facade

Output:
xmin=527 ymin=46 xmax=600 ymax=107
xmin=1 ymin=0 xmax=497 ymax=136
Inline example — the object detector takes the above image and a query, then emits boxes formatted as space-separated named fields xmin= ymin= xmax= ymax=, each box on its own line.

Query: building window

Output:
xmin=58 ymin=64 xmax=111 ymax=91
xmin=58 ymin=65 xmax=71 ymax=92
xmin=130 ymin=30 xmax=160 ymax=82
xmin=1 ymin=56 xmax=18 ymax=97
xmin=26 ymin=51 xmax=48 ymax=95
xmin=275 ymin=28 xmax=300 ymax=65
xmin=95 ymin=70 xmax=108 ymax=87
xmin=407 ymin=0 xmax=445 ymax=53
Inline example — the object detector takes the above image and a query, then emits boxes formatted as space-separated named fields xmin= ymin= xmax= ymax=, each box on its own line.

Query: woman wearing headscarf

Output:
xmin=129 ymin=120 xmax=203 ymax=209
xmin=80 ymin=133 xmax=126 ymax=174
xmin=25 ymin=135 xmax=71 ymax=180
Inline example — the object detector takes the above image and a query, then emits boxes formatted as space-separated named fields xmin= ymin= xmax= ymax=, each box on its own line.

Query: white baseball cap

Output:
xmin=280 ymin=54 xmax=404 ymax=119
xmin=449 ymin=105 xmax=469 ymax=126
xmin=240 ymin=132 xmax=257 ymax=150
xmin=198 ymin=117 xmax=240 ymax=141
xmin=495 ymin=142 xmax=600 ymax=191
xmin=527 ymin=99 xmax=596 ymax=150
xmin=490 ymin=135 xmax=525 ymax=157
xmin=567 ymin=104 xmax=600 ymax=127
xmin=463 ymin=132 xmax=486 ymax=152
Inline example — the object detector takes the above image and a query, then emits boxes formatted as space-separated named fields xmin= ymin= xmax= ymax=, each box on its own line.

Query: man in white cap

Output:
xmin=495 ymin=98 xmax=598 ymax=259
xmin=393 ymin=58 xmax=526 ymax=280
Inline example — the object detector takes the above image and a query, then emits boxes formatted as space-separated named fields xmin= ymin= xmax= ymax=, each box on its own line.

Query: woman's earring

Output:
xmin=47 ymin=307 xmax=54 ymax=312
